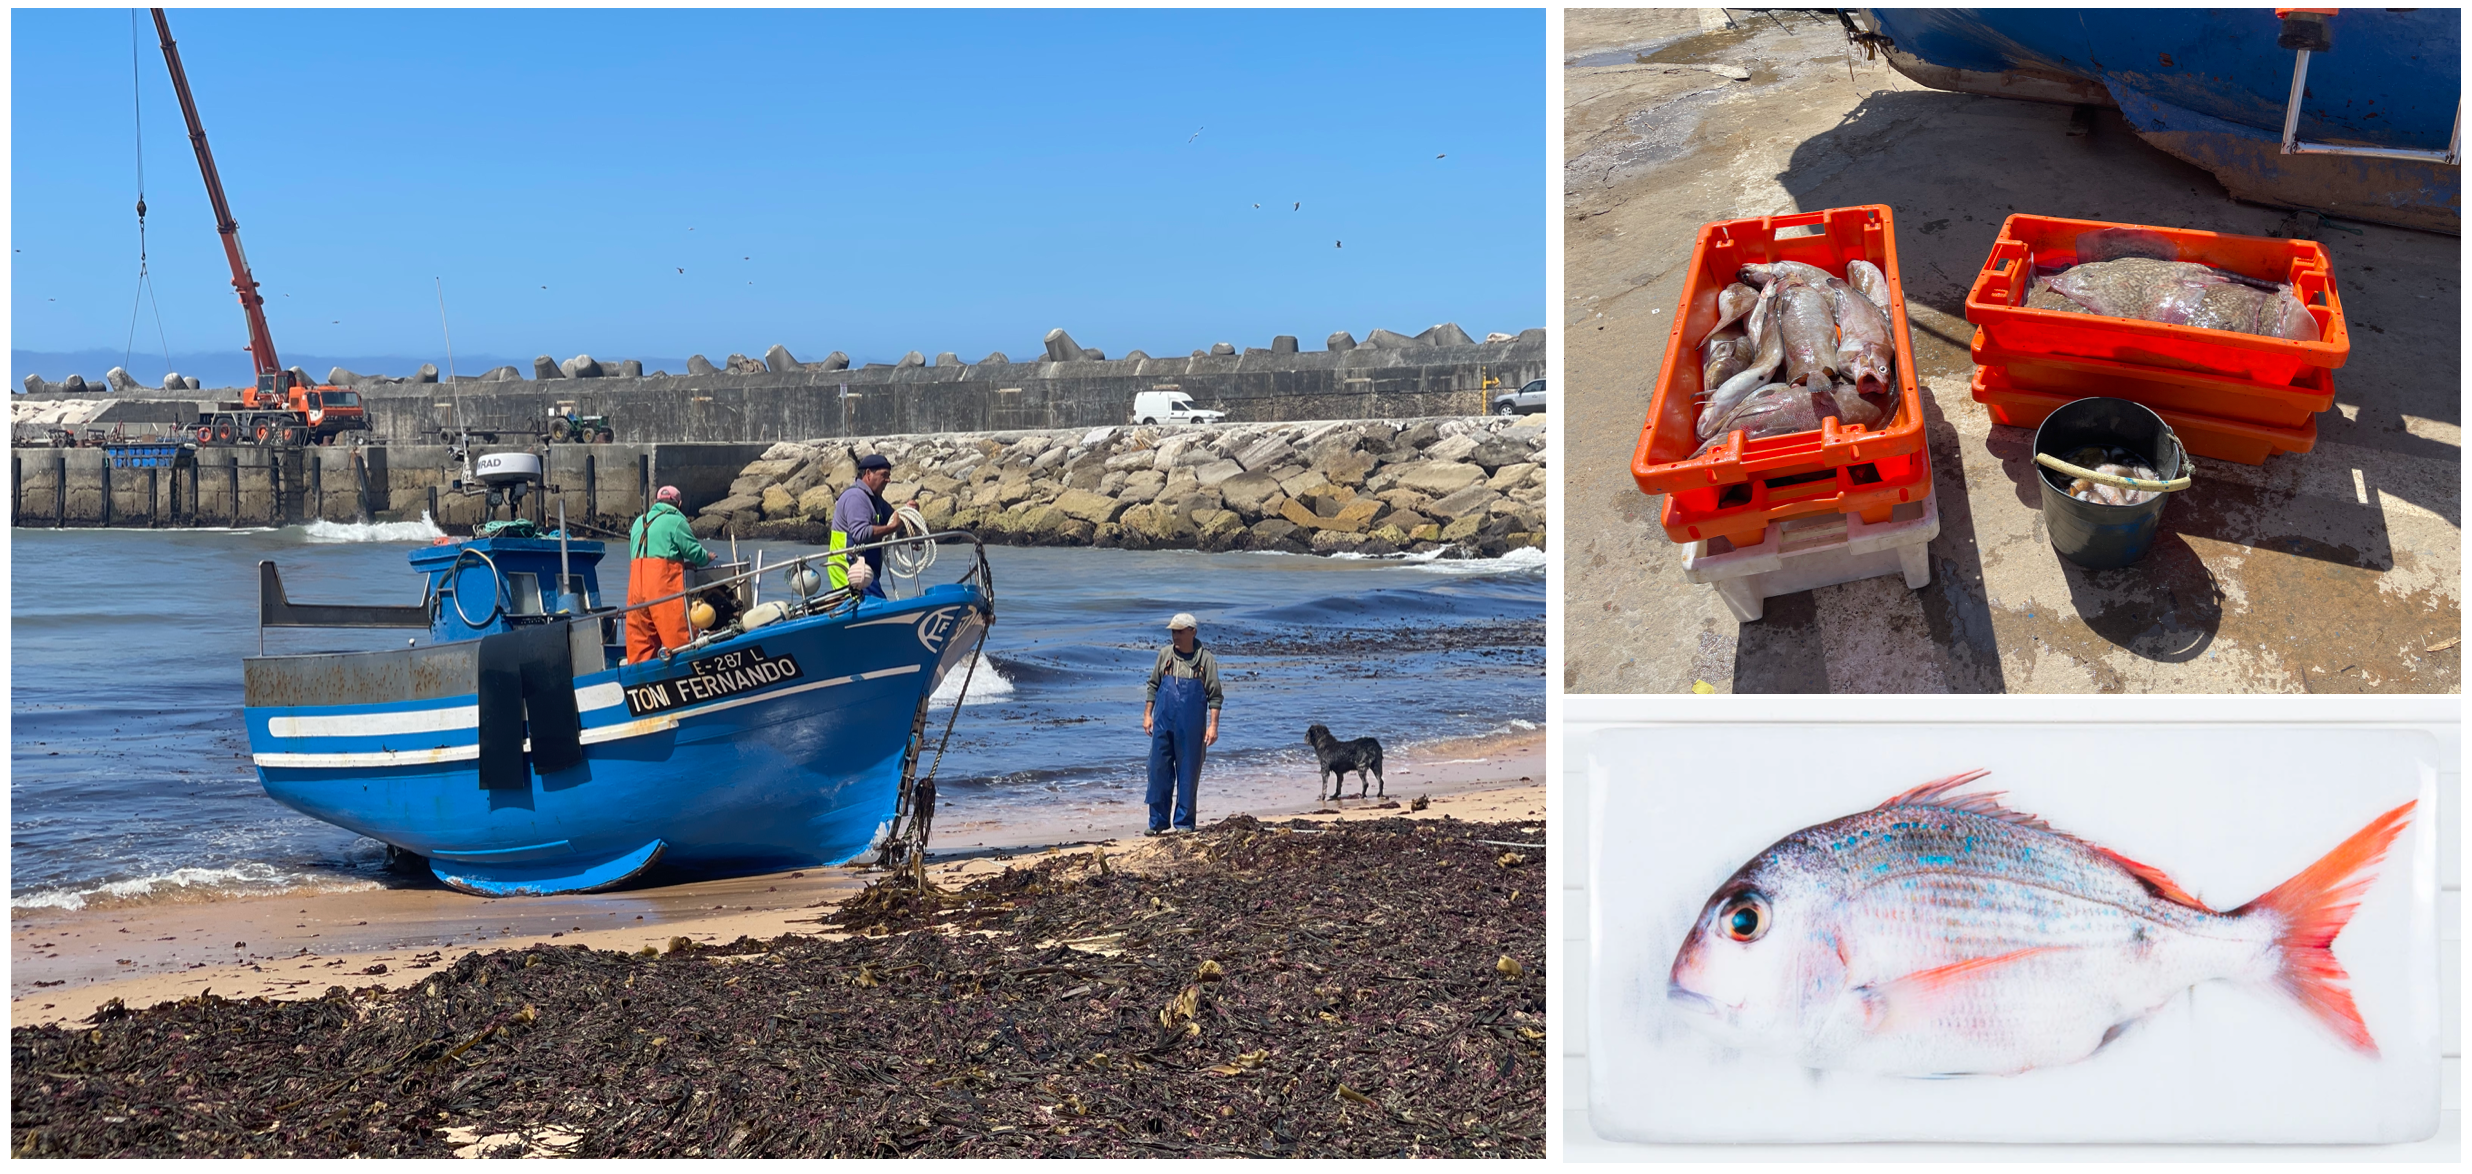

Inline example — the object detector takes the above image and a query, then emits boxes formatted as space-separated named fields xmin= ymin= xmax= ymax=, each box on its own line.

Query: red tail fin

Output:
xmin=2235 ymin=800 xmax=2416 ymax=1056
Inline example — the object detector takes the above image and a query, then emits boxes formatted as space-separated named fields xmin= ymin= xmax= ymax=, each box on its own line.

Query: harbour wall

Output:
xmin=16 ymin=331 xmax=1545 ymax=446
xmin=8 ymin=442 xmax=765 ymax=534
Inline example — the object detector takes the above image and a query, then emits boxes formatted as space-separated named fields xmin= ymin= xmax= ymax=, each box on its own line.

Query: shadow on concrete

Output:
xmin=1732 ymin=589 xmax=1830 ymax=692
xmin=2056 ymin=530 xmax=2224 ymax=663
xmin=1911 ymin=382 xmax=2009 ymax=691
xmin=1778 ymin=87 xmax=2460 ymax=521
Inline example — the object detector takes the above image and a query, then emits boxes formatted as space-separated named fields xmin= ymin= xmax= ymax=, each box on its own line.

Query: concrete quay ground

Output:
xmin=1563 ymin=9 xmax=2460 ymax=694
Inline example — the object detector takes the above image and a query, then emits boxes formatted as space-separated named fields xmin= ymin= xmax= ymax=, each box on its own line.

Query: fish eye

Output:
xmin=1720 ymin=892 xmax=1769 ymax=942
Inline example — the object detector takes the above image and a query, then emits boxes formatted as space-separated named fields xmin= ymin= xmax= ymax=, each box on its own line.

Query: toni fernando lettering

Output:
xmin=623 ymin=645 xmax=803 ymax=716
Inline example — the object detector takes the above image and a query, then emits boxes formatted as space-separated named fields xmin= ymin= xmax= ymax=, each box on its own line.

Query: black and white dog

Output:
xmin=1304 ymin=724 xmax=1385 ymax=801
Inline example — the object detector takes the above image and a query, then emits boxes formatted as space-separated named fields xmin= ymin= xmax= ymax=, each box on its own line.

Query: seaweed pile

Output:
xmin=13 ymin=814 xmax=1545 ymax=1158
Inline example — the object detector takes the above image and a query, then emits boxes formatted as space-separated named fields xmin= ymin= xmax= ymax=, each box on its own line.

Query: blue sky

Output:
xmin=12 ymin=8 xmax=1544 ymax=386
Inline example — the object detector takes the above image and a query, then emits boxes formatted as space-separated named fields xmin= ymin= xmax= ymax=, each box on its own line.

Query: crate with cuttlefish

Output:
xmin=1631 ymin=205 xmax=1938 ymax=616
xmin=1963 ymin=213 xmax=2349 ymax=465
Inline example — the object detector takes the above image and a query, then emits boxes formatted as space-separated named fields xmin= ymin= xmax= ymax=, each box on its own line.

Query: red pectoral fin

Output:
xmin=1855 ymin=946 xmax=2072 ymax=1033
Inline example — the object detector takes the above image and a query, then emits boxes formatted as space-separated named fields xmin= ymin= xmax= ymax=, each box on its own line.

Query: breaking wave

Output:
xmin=298 ymin=512 xmax=446 ymax=544
xmin=10 ymin=863 xmax=380 ymax=912
xmin=929 ymin=653 xmax=1016 ymax=708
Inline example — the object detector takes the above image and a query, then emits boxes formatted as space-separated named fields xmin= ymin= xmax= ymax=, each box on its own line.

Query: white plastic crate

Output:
xmin=1681 ymin=491 xmax=1938 ymax=622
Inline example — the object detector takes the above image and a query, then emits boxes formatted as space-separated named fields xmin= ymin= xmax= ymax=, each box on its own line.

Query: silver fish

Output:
xmin=1692 ymin=383 xmax=1826 ymax=455
xmin=1713 ymin=282 xmax=1760 ymax=334
xmin=1819 ymin=278 xmax=1895 ymax=398
xmin=1845 ymin=258 xmax=1893 ymax=313
xmin=1776 ymin=283 xmax=1838 ymax=388
xmin=1668 ymin=774 xmax=2414 ymax=1077
xmin=1738 ymin=260 xmax=1837 ymax=288
xmin=1701 ymin=325 xmax=1750 ymax=392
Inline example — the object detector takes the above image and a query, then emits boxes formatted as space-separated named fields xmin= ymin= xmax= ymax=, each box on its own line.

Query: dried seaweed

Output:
xmin=12 ymin=814 xmax=1544 ymax=1158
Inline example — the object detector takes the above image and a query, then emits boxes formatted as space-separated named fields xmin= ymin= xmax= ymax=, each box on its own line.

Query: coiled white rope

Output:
xmin=883 ymin=503 xmax=936 ymax=585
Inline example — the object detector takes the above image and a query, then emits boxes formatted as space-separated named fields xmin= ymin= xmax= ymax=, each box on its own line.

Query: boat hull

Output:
xmin=1865 ymin=8 xmax=2460 ymax=234
xmin=245 ymin=584 xmax=988 ymax=895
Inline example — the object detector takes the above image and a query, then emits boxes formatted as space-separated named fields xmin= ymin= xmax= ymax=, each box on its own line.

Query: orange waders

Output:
xmin=625 ymin=557 xmax=690 ymax=663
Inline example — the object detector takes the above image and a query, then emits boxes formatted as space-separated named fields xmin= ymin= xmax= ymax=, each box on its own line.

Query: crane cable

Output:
xmin=122 ymin=8 xmax=173 ymax=385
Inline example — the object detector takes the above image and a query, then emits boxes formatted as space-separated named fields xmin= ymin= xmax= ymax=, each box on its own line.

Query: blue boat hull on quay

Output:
xmin=1862 ymin=8 xmax=2460 ymax=233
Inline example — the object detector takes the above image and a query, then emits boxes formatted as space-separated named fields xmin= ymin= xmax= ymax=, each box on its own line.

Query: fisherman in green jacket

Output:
xmin=625 ymin=485 xmax=713 ymax=662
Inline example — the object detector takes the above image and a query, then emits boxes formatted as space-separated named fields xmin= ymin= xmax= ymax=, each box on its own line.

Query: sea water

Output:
xmin=8 ymin=524 xmax=1542 ymax=909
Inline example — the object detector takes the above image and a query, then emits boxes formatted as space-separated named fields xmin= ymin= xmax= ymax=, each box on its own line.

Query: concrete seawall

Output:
xmin=9 ymin=442 xmax=766 ymax=534
xmin=17 ymin=332 xmax=1544 ymax=447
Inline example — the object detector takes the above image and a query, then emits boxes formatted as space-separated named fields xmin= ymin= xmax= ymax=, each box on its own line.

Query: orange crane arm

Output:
xmin=151 ymin=8 xmax=285 ymax=402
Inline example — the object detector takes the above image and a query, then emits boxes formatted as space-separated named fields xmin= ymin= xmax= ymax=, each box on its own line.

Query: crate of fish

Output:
xmin=1631 ymin=205 xmax=1925 ymax=497
xmin=1680 ymin=493 xmax=1938 ymax=623
xmin=1972 ymin=369 xmax=2316 ymax=466
xmin=1659 ymin=444 xmax=1932 ymax=548
xmin=1964 ymin=213 xmax=2348 ymax=386
xmin=1970 ymin=327 xmax=2335 ymax=429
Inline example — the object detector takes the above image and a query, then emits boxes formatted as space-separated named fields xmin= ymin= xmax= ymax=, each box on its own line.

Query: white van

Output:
xmin=1131 ymin=389 xmax=1226 ymax=425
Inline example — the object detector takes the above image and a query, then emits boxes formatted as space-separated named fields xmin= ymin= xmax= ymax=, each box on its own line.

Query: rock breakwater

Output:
xmin=694 ymin=415 xmax=1547 ymax=558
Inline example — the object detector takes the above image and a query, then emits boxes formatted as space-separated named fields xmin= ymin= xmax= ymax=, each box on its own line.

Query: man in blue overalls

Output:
xmin=1141 ymin=612 xmax=1223 ymax=835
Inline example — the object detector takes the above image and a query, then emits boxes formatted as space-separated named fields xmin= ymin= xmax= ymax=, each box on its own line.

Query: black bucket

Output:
xmin=2031 ymin=397 xmax=2187 ymax=569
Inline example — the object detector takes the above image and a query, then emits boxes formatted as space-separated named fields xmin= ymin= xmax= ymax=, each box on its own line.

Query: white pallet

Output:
xmin=1680 ymin=491 xmax=1938 ymax=622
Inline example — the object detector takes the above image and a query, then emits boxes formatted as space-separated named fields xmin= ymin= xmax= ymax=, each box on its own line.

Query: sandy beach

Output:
xmin=11 ymin=729 xmax=1540 ymax=1029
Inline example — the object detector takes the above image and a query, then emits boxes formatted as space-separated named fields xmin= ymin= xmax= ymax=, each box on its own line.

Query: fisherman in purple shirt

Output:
xmin=832 ymin=453 xmax=915 ymax=598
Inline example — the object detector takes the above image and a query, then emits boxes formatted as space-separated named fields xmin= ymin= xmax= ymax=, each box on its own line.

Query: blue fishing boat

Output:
xmin=1858 ymin=8 xmax=2460 ymax=233
xmin=241 ymin=511 xmax=993 ymax=897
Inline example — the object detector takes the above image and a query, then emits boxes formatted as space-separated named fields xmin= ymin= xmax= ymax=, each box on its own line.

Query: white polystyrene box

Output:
xmin=1587 ymin=724 xmax=2441 ymax=1144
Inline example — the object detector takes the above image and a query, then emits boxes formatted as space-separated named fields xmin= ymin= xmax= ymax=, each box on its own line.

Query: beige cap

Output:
xmin=1166 ymin=612 xmax=1198 ymax=630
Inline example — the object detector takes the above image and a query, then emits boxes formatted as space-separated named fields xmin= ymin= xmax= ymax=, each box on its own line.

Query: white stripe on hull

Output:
xmin=266 ymin=681 xmax=627 ymax=738
xmin=253 ymin=664 xmax=920 ymax=769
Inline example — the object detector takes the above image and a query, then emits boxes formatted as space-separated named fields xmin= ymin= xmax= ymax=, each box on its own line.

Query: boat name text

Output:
xmin=625 ymin=646 xmax=802 ymax=715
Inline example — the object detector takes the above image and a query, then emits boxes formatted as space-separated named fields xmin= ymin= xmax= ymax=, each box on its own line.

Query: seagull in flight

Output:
xmin=1436 ymin=153 xmax=1446 ymax=159
xmin=677 ymin=268 xmax=684 ymax=274
xmin=1186 ymin=126 xmax=1204 ymax=143
xmin=1335 ymin=240 xmax=1342 ymax=248
xmin=1293 ymin=202 xmax=1301 ymax=211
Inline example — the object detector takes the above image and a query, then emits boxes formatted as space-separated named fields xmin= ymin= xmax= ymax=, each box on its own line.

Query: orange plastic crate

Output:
xmin=1964 ymin=213 xmax=2347 ymax=386
xmin=1660 ymin=445 xmax=1934 ymax=547
xmin=1632 ymin=205 xmax=1925 ymax=496
xmin=1972 ymin=327 xmax=2335 ymax=429
xmin=1971 ymin=368 xmax=2316 ymax=466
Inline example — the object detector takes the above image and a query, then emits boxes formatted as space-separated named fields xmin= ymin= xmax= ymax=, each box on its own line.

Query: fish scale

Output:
xmin=1667 ymin=776 xmax=2413 ymax=1076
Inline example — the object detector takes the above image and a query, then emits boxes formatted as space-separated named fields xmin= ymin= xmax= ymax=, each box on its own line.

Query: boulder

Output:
xmin=1031 ymin=445 xmax=1069 ymax=471
xmin=687 ymin=354 xmax=719 ymax=375
xmin=106 ymin=366 xmax=140 ymax=393
xmin=1271 ymin=334 xmax=1299 ymax=354
xmin=1313 ymin=448 xmax=1374 ymax=487
xmin=1278 ymin=498 xmax=1323 ymax=530
xmin=1415 ymin=322 xmax=1475 ymax=348
xmin=161 ymin=372 xmax=186 ymax=391
xmin=1216 ymin=470 xmax=1282 ymax=515
xmin=1233 ymin=437 xmax=1295 ymax=471
xmin=1422 ymin=433 xmax=1481 ymax=464
xmin=562 ymin=355 xmax=604 ymax=379
xmin=481 ymin=365 xmax=521 ymax=382
xmin=760 ymin=485 xmax=799 ymax=519
xmin=1364 ymin=328 xmax=1419 ymax=349
xmin=21 ymin=374 xmax=39 ymax=395
xmin=700 ymin=492 xmax=764 ymax=519
xmin=1196 ymin=509 xmax=1248 ymax=551
xmin=690 ymin=513 xmax=729 ymax=538
xmin=1250 ymin=518 xmax=1306 ymax=552
xmin=327 ymin=366 xmax=363 ymax=386
xmin=1209 ymin=342 xmax=1236 ymax=356
xmin=1466 ymin=436 xmax=1533 ymax=469
xmin=796 ymin=484 xmax=841 ymax=516
xmin=1276 ymin=468 xmax=1328 ymax=500
xmin=1394 ymin=421 xmax=1442 ymax=450
xmin=1121 ymin=349 xmax=1149 ymax=361
xmin=725 ymin=354 xmax=767 ymax=374
xmin=62 ymin=374 xmax=86 ymax=393
xmin=1488 ymin=461 xmax=1538 ymax=491
xmin=415 ymin=363 xmax=442 ymax=383
xmin=764 ymin=344 xmax=799 ymax=373
xmin=935 ymin=352 xmax=962 ymax=367
xmin=1324 ymin=497 xmax=1383 ymax=534
xmin=183 ymin=376 xmax=201 ymax=390
xmin=1043 ymin=328 xmax=1084 ymax=362
xmin=1388 ymin=460 xmax=1487 ymax=496
xmin=617 ymin=360 xmax=642 ymax=378
xmin=817 ymin=352 xmax=851 ymax=371
xmin=1325 ymin=331 xmax=1358 ymax=351
xmin=1440 ymin=512 xmax=1486 ymax=543
xmin=896 ymin=351 xmax=926 ymax=368
xmin=1427 ymin=483 xmax=1497 ymax=521
xmin=1050 ymin=487 xmax=1126 ymax=525
xmin=1117 ymin=468 xmax=1167 ymax=504
xmin=1193 ymin=459 xmax=1246 ymax=487
xmin=979 ymin=351 xmax=1009 ymax=365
